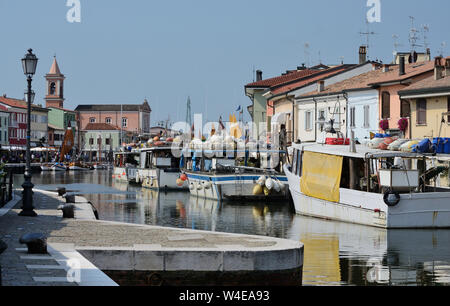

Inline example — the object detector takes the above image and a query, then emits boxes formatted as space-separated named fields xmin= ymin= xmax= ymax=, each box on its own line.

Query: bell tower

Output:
xmin=45 ymin=56 xmax=65 ymax=108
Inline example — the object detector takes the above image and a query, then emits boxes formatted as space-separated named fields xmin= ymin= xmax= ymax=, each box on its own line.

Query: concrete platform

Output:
xmin=0 ymin=189 xmax=303 ymax=286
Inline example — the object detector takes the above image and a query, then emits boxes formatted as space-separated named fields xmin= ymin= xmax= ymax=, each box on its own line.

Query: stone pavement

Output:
xmin=0 ymin=189 xmax=303 ymax=286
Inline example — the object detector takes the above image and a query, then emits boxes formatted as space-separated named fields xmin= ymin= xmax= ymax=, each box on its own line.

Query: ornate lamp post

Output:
xmin=19 ymin=49 xmax=38 ymax=217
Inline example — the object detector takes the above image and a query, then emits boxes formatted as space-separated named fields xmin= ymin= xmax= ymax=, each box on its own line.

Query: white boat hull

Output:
xmin=40 ymin=165 xmax=52 ymax=171
xmin=68 ymin=166 xmax=90 ymax=171
xmin=186 ymin=172 xmax=289 ymax=201
xmin=284 ymin=164 xmax=450 ymax=229
xmin=52 ymin=165 xmax=67 ymax=171
xmin=138 ymin=168 xmax=188 ymax=190
xmin=113 ymin=167 xmax=128 ymax=182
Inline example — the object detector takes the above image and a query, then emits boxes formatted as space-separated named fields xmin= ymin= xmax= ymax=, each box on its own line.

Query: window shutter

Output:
xmin=448 ymin=97 xmax=450 ymax=123
xmin=382 ymin=92 xmax=390 ymax=119
xmin=417 ymin=99 xmax=427 ymax=125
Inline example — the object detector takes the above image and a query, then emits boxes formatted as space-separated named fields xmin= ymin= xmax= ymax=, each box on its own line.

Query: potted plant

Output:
xmin=379 ymin=119 xmax=389 ymax=133
xmin=398 ymin=118 xmax=409 ymax=137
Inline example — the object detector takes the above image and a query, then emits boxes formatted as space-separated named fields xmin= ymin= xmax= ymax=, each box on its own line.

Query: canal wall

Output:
xmin=3 ymin=189 xmax=304 ymax=286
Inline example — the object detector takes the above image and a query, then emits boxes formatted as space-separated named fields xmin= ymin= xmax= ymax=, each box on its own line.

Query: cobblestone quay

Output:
xmin=0 ymin=190 xmax=303 ymax=286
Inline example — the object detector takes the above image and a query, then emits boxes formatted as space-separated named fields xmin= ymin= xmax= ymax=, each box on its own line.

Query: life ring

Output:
xmin=383 ymin=189 xmax=401 ymax=207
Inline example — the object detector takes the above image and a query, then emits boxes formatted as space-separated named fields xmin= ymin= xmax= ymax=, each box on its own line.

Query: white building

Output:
xmin=295 ymin=66 xmax=389 ymax=143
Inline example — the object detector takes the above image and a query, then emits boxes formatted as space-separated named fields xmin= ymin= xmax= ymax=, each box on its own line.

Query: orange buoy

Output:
xmin=180 ymin=174 xmax=188 ymax=181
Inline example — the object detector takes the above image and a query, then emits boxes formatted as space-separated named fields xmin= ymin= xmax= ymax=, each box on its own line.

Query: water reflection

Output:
xmin=19 ymin=170 xmax=450 ymax=286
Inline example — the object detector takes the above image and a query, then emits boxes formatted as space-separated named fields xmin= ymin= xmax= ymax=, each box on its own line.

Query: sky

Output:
xmin=1 ymin=0 xmax=450 ymax=125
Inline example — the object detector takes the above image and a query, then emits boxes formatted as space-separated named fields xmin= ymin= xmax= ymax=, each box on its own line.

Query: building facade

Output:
xmin=0 ymin=96 xmax=28 ymax=149
xmin=30 ymin=105 xmax=49 ymax=147
xmin=399 ymin=57 xmax=450 ymax=139
xmin=75 ymin=100 xmax=152 ymax=139
xmin=0 ymin=107 xmax=10 ymax=147
xmin=82 ymin=123 xmax=120 ymax=162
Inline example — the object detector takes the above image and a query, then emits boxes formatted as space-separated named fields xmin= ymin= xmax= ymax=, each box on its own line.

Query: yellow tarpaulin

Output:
xmin=300 ymin=151 xmax=343 ymax=203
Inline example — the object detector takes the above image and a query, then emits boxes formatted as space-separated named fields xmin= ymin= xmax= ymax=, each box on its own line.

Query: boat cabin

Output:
xmin=290 ymin=143 xmax=450 ymax=196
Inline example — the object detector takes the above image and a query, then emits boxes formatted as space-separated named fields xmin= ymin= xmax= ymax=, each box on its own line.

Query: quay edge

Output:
xmin=35 ymin=190 xmax=304 ymax=286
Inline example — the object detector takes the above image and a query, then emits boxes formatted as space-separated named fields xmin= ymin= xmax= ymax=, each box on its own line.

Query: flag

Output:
xmin=236 ymin=105 xmax=242 ymax=112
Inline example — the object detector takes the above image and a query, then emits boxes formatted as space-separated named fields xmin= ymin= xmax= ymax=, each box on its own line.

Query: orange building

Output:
xmin=75 ymin=100 xmax=151 ymax=138
xmin=368 ymin=58 xmax=435 ymax=138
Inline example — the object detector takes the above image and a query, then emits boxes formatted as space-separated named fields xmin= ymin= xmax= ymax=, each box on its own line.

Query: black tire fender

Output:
xmin=383 ymin=190 xmax=401 ymax=207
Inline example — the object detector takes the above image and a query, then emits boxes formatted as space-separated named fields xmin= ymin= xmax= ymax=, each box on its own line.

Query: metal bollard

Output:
xmin=0 ymin=240 xmax=7 ymax=286
xmin=19 ymin=233 xmax=47 ymax=254
xmin=58 ymin=204 xmax=75 ymax=219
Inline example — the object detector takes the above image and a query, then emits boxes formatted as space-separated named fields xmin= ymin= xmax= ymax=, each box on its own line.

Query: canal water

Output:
xmin=16 ymin=170 xmax=450 ymax=286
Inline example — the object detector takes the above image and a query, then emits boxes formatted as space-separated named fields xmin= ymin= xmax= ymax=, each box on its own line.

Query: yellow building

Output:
xmin=398 ymin=57 xmax=450 ymax=139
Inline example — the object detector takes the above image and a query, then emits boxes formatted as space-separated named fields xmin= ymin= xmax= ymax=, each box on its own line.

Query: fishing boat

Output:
xmin=68 ymin=162 xmax=91 ymax=171
xmin=113 ymin=150 xmax=141 ymax=182
xmin=284 ymin=141 xmax=450 ymax=229
xmin=40 ymin=164 xmax=53 ymax=171
xmin=51 ymin=163 xmax=67 ymax=171
xmin=136 ymin=146 xmax=188 ymax=190
xmin=93 ymin=164 xmax=108 ymax=170
xmin=184 ymin=145 xmax=289 ymax=201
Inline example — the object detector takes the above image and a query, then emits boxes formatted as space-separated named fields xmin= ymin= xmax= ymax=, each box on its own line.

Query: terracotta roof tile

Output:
xmin=299 ymin=60 xmax=436 ymax=98
xmin=398 ymin=74 xmax=450 ymax=95
xmin=367 ymin=60 xmax=434 ymax=85
xmin=245 ymin=69 xmax=323 ymax=88
xmin=84 ymin=123 xmax=120 ymax=131
xmin=270 ymin=66 xmax=351 ymax=96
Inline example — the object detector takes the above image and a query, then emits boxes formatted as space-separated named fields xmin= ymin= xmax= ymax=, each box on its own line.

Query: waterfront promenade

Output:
xmin=0 ymin=189 xmax=303 ymax=286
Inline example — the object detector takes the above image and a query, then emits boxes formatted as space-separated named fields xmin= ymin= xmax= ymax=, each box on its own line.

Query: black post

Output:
xmin=19 ymin=76 xmax=36 ymax=217
xmin=8 ymin=170 xmax=13 ymax=202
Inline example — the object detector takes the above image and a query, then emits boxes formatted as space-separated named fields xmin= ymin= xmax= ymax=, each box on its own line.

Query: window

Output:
xmin=49 ymin=82 xmax=56 ymax=95
xmin=89 ymin=138 xmax=94 ymax=145
xmin=400 ymin=100 xmax=411 ymax=118
xmin=363 ymin=105 xmax=370 ymax=128
xmin=89 ymin=117 xmax=96 ymax=124
xmin=122 ymin=117 xmax=128 ymax=128
xmin=382 ymin=91 xmax=391 ymax=119
xmin=448 ymin=97 xmax=450 ymax=123
xmin=105 ymin=117 xmax=112 ymax=125
xmin=305 ymin=111 xmax=313 ymax=131
xmin=106 ymin=138 xmax=111 ymax=145
xmin=350 ymin=107 xmax=356 ymax=128
xmin=417 ymin=98 xmax=427 ymax=125
xmin=318 ymin=110 xmax=326 ymax=131
xmin=292 ymin=150 xmax=298 ymax=175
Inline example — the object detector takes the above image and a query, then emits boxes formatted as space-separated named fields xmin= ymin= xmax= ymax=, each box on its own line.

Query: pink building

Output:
xmin=75 ymin=100 xmax=151 ymax=137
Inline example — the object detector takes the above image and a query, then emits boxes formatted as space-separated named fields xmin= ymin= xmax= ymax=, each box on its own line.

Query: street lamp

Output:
xmin=19 ymin=49 xmax=38 ymax=217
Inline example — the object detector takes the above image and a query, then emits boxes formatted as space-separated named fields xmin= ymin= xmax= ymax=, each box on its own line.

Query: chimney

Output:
xmin=359 ymin=46 xmax=367 ymax=64
xmin=399 ymin=56 xmax=405 ymax=76
xmin=256 ymin=70 xmax=263 ymax=81
xmin=318 ymin=80 xmax=325 ymax=92
xmin=434 ymin=56 xmax=444 ymax=80
xmin=444 ymin=58 xmax=450 ymax=77
xmin=382 ymin=64 xmax=389 ymax=73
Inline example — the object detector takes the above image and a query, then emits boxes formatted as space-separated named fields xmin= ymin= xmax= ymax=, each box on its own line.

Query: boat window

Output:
xmin=292 ymin=149 xmax=298 ymax=175
xmin=297 ymin=151 xmax=302 ymax=177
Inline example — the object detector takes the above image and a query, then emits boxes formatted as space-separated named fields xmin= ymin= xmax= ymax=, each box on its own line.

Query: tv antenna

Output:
xmin=409 ymin=16 xmax=422 ymax=52
xmin=422 ymin=24 xmax=430 ymax=52
xmin=304 ymin=42 xmax=311 ymax=67
xmin=359 ymin=19 xmax=377 ymax=59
